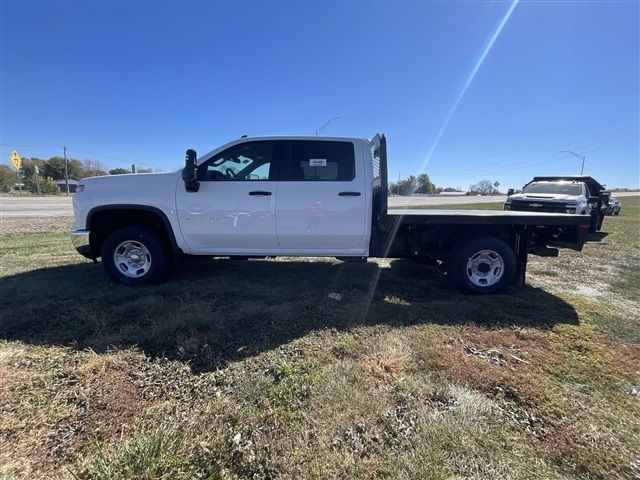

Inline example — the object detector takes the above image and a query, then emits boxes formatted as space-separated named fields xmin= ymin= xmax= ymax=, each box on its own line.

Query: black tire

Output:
xmin=447 ymin=237 xmax=516 ymax=294
xmin=101 ymin=226 xmax=169 ymax=285
xmin=614 ymin=210 xmax=620 ymax=216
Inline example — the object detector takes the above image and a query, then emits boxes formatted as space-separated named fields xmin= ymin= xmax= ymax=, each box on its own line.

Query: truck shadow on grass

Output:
xmin=0 ymin=257 xmax=579 ymax=373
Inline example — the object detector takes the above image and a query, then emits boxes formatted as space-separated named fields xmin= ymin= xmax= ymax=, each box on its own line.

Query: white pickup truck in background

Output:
xmin=504 ymin=176 xmax=610 ymax=233
xmin=71 ymin=134 xmax=591 ymax=294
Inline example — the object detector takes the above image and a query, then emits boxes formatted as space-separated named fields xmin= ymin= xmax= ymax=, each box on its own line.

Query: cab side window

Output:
xmin=197 ymin=141 xmax=275 ymax=181
xmin=282 ymin=140 xmax=355 ymax=181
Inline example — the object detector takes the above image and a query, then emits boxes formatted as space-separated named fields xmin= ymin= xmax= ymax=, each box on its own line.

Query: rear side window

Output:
xmin=284 ymin=140 xmax=355 ymax=181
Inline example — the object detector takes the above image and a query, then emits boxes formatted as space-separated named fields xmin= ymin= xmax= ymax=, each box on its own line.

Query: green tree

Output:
xmin=389 ymin=173 xmax=437 ymax=195
xmin=37 ymin=176 xmax=60 ymax=195
xmin=414 ymin=173 xmax=436 ymax=194
xmin=43 ymin=157 xmax=84 ymax=180
xmin=109 ymin=167 xmax=130 ymax=175
xmin=20 ymin=157 xmax=46 ymax=179
xmin=0 ymin=164 xmax=16 ymax=192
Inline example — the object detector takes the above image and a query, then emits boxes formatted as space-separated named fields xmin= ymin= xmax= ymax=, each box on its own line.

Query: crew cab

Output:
xmin=504 ymin=176 xmax=610 ymax=233
xmin=71 ymin=134 xmax=591 ymax=294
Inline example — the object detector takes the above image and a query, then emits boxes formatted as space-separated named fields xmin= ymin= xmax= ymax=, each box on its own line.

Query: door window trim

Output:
xmin=197 ymin=140 xmax=284 ymax=182
xmin=277 ymin=140 xmax=357 ymax=182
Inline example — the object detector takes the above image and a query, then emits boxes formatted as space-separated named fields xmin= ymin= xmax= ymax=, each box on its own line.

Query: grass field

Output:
xmin=1 ymin=197 xmax=639 ymax=479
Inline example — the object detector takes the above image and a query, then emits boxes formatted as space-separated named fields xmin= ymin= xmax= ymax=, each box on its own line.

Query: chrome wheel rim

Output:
xmin=466 ymin=249 xmax=504 ymax=287
xmin=113 ymin=240 xmax=152 ymax=278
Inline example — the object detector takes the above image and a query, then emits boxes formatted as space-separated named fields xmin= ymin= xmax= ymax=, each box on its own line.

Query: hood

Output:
xmin=80 ymin=171 xmax=180 ymax=191
xmin=508 ymin=193 xmax=583 ymax=202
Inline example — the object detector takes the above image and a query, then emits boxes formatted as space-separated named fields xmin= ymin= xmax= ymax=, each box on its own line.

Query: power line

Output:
xmin=432 ymin=137 xmax=639 ymax=182
xmin=429 ymin=124 xmax=639 ymax=177
xmin=0 ymin=142 xmax=63 ymax=149
xmin=435 ymin=131 xmax=639 ymax=180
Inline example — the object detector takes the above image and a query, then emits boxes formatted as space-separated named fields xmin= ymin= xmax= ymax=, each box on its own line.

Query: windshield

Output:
xmin=523 ymin=183 xmax=583 ymax=196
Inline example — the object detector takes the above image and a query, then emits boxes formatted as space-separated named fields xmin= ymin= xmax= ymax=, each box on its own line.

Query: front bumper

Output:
xmin=71 ymin=230 xmax=93 ymax=258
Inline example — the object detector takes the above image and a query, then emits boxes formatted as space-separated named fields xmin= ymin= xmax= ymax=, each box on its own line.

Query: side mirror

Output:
xmin=598 ymin=190 xmax=610 ymax=208
xmin=182 ymin=149 xmax=199 ymax=192
xmin=507 ymin=188 xmax=515 ymax=196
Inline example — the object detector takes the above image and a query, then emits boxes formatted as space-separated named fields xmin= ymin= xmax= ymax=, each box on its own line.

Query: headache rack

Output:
xmin=370 ymin=133 xmax=389 ymax=221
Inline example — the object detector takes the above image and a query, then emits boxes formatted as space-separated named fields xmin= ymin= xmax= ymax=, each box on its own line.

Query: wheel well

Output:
xmin=88 ymin=208 xmax=178 ymax=258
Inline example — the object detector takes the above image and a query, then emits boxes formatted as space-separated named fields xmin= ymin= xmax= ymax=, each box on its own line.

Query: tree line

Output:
xmin=388 ymin=173 xmax=502 ymax=196
xmin=0 ymin=156 xmax=154 ymax=194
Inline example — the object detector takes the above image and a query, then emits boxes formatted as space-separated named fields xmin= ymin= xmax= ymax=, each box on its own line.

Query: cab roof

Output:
xmin=526 ymin=176 xmax=606 ymax=193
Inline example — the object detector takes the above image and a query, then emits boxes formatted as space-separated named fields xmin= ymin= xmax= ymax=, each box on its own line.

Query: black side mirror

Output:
xmin=507 ymin=188 xmax=515 ymax=196
xmin=182 ymin=149 xmax=199 ymax=192
xmin=598 ymin=190 xmax=610 ymax=208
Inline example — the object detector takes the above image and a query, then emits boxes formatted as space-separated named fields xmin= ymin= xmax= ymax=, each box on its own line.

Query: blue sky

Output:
xmin=1 ymin=1 xmax=638 ymax=189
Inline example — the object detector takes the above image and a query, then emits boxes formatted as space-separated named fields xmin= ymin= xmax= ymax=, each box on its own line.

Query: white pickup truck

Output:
xmin=504 ymin=176 xmax=610 ymax=233
xmin=71 ymin=134 xmax=591 ymax=294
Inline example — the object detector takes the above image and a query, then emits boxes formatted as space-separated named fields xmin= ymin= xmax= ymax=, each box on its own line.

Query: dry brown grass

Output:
xmin=0 ymin=196 xmax=638 ymax=479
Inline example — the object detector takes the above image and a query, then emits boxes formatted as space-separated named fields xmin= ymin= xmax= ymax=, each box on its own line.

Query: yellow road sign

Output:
xmin=11 ymin=150 xmax=21 ymax=170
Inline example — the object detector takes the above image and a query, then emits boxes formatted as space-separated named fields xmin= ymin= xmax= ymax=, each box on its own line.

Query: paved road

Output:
xmin=1 ymin=192 xmax=637 ymax=217
xmin=1 ymin=196 xmax=75 ymax=217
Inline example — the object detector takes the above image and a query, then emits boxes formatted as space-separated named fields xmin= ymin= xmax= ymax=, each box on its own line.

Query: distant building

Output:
xmin=55 ymin=179 xmax=79 ymax=193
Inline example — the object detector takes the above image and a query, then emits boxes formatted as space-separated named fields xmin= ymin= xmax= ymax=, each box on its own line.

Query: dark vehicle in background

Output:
xmin=606 ymin=197 xmax=621 ymax=215
xmin=505 ymin=176 xmax=610 ymax=233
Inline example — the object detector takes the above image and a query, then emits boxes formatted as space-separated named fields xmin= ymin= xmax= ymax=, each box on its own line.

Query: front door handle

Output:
xmin=249 ymin=191 xmax=272 ymax=196
xmin=338 ymin=191 xmax=361 ymax=197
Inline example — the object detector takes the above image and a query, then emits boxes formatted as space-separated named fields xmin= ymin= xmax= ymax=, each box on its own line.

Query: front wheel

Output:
xmin=447 ymin=237 xmax=516 ymax=294
xmin=101 ymin=226 xmax=169 ymax=285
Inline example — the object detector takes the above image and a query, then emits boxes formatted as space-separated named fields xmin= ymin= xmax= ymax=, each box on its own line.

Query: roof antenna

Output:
xmin=241 ymin=134 xmax=248 ymax=138
xmin=315 ymin=116 xmax=340 ymax=136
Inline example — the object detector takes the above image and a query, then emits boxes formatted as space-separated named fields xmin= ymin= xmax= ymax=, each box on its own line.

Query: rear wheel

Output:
xmin=101 ymin=226 xmax=169 ymax=285
xmin=447 ymin=237 xmax=516 ymax=294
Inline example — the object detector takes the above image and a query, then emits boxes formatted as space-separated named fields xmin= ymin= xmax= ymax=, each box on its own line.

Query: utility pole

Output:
xmin=398 ymin=172 xmax=401 ymax=195
xmin=34 ymin=165 xmax=41 ymax=196
xmin=16 ymin=169 xmax=22 ymax=196
xmin=315 ymin=116 xmax=340 ymax=136
xmin=63 ymin=146 xmax=70 ymax=195
xmin=561 ymin=150 xmax=586 ymax=175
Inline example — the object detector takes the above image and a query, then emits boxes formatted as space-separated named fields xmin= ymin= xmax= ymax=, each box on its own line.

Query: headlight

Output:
xmin=76 ymin=184 xmax=85 ymax=193
xmin=504 ymin=202 xmax=511 ymax=210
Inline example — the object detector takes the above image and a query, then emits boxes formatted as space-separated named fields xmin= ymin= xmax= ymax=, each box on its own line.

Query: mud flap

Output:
xmin=514 ymin=226 xmax=532 ymax=290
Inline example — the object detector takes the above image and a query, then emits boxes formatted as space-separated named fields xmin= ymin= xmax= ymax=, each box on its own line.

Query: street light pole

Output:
xmin=561 ymin=150 xmax=586 ymax=175
xmin=315 ymin=116 xmax=340 ymax=136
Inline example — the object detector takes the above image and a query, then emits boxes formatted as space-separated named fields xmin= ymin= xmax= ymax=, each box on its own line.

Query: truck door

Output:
xmin=176 ymin=140 xmax=283 ymax=254
xmin=275 ymin=139 xmax=367 ymax=252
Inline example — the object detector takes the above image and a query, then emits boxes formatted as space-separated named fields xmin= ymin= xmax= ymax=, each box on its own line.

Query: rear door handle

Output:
xmin=338 ymin=191 xmax=361 ymax=196
xmin=249 ymin=191 xmax=272 ymax=196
